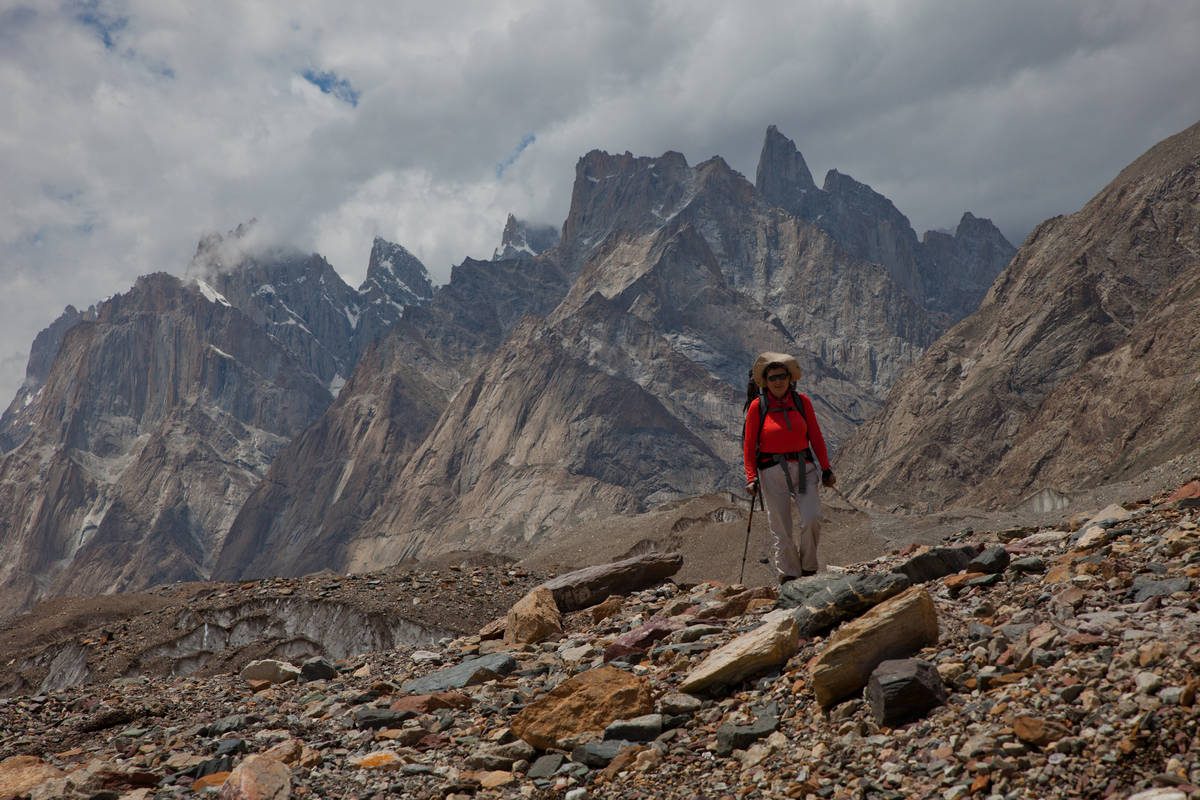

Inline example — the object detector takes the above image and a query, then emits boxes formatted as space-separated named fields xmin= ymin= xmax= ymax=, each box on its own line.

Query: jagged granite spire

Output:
xmin=493 ymin=214 xmax=559 ymax=260
xmin=755 ymin=124 xmax=817 ymax=209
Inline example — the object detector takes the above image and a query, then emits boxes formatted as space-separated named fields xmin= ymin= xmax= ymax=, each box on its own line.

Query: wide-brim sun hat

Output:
xmin=752 ymin=352 xmax=803 ymax=388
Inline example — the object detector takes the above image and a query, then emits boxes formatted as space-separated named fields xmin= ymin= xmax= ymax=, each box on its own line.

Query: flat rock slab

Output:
xmin=865 ymin=658 xmax=947 ymax=726
xmin=892 ymin=545 xmax=980 ymax=584
xmin=778 ymin=572 xmax=911 ymax=637
xmin=678 ymin=609 xmax=799 ymax=694
xmin=810 ymin=586 xmax=939 ymax=708
xmin=400 ymin=653 xmax=517 ymax=694
xmin=539 ymin=552 xmax=684 ymax=612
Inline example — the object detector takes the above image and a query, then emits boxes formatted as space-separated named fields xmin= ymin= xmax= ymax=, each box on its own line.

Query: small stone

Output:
xmin=238 ymin=659 xmax=301 ymax=684
xmin=1136 ymin=671 xmax=1164 ymax=695
xmin=572 ymin=740 xmax=636 ymax=767
xmin=348 ymin=751 xmax=406 ymax=771
xmin=527 ymin=753 xmax=565 ymax=779
xmin=864 ymin=659 xmax=947 ymax=726
xmin=604 ymin=713 xmax=663 ymax=742
xmin=217 ymin=754 xmax=290 ymax=799
xmin=659 ymin=693 xmax=703 ymax=715
xmin=1012 ymin=715 xmax=1069 ymax=747
xmin=479 ymin=770 xmax=516 ymax=788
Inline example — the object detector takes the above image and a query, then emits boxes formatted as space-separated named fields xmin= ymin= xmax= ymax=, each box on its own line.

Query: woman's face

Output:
xmin=764 ymin=366 xmax=791 ymax=399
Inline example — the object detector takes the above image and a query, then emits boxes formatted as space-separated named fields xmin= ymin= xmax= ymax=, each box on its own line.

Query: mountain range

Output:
xmin=33 ymin=117 xmax=1200 ymax=618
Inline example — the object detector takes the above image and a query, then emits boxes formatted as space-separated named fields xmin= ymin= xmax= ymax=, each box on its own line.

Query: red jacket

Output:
xmin=743 ymin=391 xmax=830 ymax=483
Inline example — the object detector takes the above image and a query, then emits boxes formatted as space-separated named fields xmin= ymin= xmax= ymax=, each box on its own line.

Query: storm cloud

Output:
xmin=2 ymin=0 xmax=1199 ymax=403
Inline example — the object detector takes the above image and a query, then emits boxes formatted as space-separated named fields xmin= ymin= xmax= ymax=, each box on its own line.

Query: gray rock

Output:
xmin=1010 ymin=556 xmax=1047 ymax=574
xmin=572 ymin=739 xmax=637 ymax=767
xmin=467 ymin=740 xmax=537 ymax=770
xmin=892 ymin=546 xmax=980 ymax=583
xmin=865 ymin=659 xmax=947 ymax=726
xmin=715 ymin=702 xmax=779 ymax=756
xmin=604 ymin=713 xmax=663 ymax=742
xmin=779 ymin=572 xmax=911 ymax=637
xmin=659 ymin=693 xmax=703 ymax=715
xmin=300 ymin=657 xmax=338 ymax=682
xmin=1129 ymin=577 xmax=1191 ymax=603
xmin=354 ymin=708 xmax=417 ymax=730
xmin=540 ymin=553 xmax=684 ymax=612
xmin=527 ymin=753 xmax=565 ymax=779
xmin=400 ymin=653 xmax=518 ymax=694
xmin=967 ymin=546 xmax=1011 ymax=575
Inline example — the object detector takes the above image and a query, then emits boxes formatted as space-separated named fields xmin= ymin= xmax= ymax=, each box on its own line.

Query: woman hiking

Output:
xmin=743 ymin=352 xmax=836 ymax=583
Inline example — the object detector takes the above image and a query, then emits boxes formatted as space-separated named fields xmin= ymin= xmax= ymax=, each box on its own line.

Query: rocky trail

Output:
xmin=2 ymin=482 xmax=1199 ymax=800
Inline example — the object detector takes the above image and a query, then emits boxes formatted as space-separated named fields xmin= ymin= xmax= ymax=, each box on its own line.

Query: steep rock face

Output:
xmin=0 ymin=274 xmax=330 ymax=613
xmin=213 ymin=326 xmax=444 ymax=581
xmin=215 ymin=252 xmax=574 ymax=580
xmin=560 ymin=149 xmax=695 ymax=268
xmin=839 ymin=119 xmax=1200 ymax=510
xmin=0 ymin=305 xmax=93 ymax=452
xmin=921 ymin=213 xmax=1017 ymax=320
xmin=754 ymin=126 xmax=1014 ymax=320
xmin=493 ymin=214 xmax=559 ymax=260
xmin=344 ymin=316 xmax=730 ymax=569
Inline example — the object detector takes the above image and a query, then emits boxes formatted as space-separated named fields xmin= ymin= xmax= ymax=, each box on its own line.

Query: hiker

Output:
xmin=743 ymin=352 xmax=835 ymax=583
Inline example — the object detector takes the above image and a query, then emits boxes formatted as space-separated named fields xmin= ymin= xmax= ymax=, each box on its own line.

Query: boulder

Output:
xmin=217 ymin=754 xmax=290 ymax=800
xmin=966 ymin=546 xmax=1010 ymax=575
xmin=400 ymin=653 xmax=518 ymax=694
xmin=511 ymin=665 xmax=653 ymax=750
xmin=300 ymin=657 xmax=338 ymax=682
xmin=504 ymin=586 xmax=563 ymax=645
xmin=778 ymin=572 xmax=911 ymax=637
xmin=892 ymin=545 xmax=979 ymax=583
xmin=238 ymin=659 xmax=301 ymax=684
xmin=810 ymin=586 xmax=939 ymax=708
xmin=539 ymin=553 xmax=684 ymax=612
xmin=864 ymin=659 xmax=948 ymax=726
xmin=0 ymin=756 xmax=65 ymax=800
xmin=678 ymin=609 xmax=799 ymax=694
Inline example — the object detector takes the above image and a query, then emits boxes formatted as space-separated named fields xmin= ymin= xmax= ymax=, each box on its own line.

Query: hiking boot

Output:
xmin=800 ymin=569 xmax=817 ymax=577
xmin=778 ymin=574 xmax=797 ymax=585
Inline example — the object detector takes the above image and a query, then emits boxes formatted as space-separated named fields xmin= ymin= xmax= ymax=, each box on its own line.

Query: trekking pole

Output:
xmin=826 ymin=481 xmax=865 ymax=514
xmin=738 ymin=482 xmax=759 ymax=584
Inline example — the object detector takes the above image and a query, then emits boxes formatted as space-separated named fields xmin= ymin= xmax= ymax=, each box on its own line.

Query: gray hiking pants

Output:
xmin=759 ymin=460 xmax=821 ymax=578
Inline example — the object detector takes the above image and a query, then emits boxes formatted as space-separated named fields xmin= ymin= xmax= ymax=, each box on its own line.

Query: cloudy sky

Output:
xmin=3 ymin=1 xmax=1200 ymax=405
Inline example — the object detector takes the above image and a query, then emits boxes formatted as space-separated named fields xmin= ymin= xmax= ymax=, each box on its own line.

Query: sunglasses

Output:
xmin=765 ymin=373 xmax=790 ymax=382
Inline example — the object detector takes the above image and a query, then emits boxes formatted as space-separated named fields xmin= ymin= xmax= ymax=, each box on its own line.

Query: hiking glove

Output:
xmin=746 ymin=480 xmax=758 ymax=496
xmin=822 ymin=469 xmax=836 ymax=487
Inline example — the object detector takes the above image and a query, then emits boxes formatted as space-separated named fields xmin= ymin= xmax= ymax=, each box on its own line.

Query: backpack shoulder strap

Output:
xmin=791 ymin=389 xmax=808 ymax=427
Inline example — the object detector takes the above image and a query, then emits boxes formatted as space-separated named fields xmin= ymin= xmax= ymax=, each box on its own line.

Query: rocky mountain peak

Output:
xmin=493 ymin=214 xmax=559 ymax=260
xmin=0 ymin=304 xmax=95 ymax=452
xmin=755 ymin=124 xmax=817 ymax=209
xmin=560 ymin=149 xmax=695 ymax=259
xmin=840 ymin=118 xmax=1200 ymax=511
xmin=362 ymin=237 xmax=435 ymax=306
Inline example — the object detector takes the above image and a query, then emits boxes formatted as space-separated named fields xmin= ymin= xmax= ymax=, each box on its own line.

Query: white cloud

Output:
xmin=2 ymin=0 xmax=1200 ymax=405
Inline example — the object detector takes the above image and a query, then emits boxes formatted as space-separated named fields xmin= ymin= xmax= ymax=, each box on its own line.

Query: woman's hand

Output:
xmin=746 ymin=480 xmax=758 ymax=496
xmin=822 ymin=469 xmax=836 ymax=487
